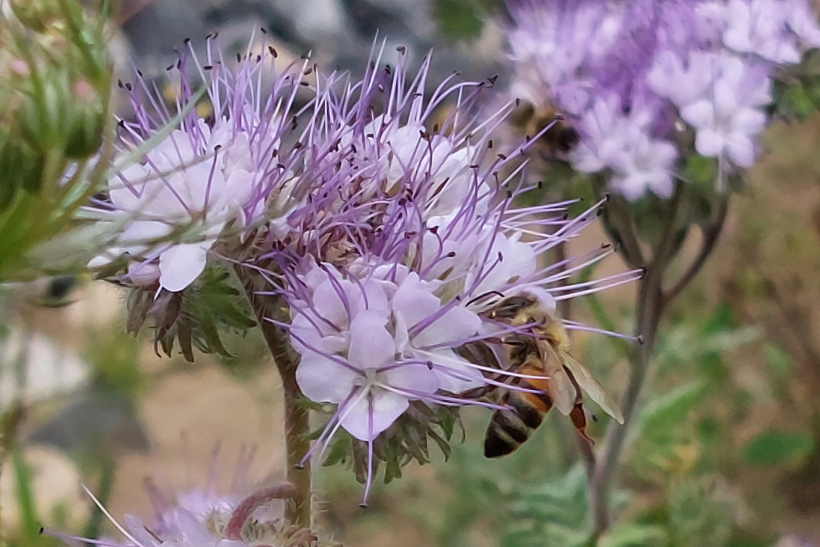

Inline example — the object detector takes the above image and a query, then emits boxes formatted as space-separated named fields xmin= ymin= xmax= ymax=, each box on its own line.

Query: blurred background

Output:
xmin=3 ymin=1 xmax=820 ymax=546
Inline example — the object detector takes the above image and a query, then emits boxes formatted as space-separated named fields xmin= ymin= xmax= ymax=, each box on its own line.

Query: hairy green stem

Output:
xmin=236 ymin=267 xmax=312 ymax=528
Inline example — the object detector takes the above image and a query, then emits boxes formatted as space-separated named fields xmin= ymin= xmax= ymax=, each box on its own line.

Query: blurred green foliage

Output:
xmin=0 ymin=1 xmax=113 ymax=283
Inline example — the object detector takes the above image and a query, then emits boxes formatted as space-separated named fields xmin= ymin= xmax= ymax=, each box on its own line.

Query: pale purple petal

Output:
xmin=296 ymin=354 xmax=358 ymax=404
xmin=348 ymin=312 xmax=394 ymax=370
xmin=414 ymin=348 xmax=485 ymax=393
xmin=341 ymin=389 xmax=409 ymax=441
xmin=413 ymin=305 xmax=481 ymax=349
xmin=158 ymin=240 xmax=213 ymax=292
xmin=694 ymin=127 xmax=725 ymax=158
xmin=381 ymin=363 xmax=440 ymax=395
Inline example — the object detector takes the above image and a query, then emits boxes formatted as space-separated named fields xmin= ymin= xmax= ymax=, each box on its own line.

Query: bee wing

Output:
xmin=536 ymin=340 xmax=576 ymax=415
xmin=560 ymin=352 xmax=624 ymax=424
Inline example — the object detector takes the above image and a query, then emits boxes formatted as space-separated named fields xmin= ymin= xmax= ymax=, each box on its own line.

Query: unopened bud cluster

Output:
xmin=0 ymin=1 xmax=108 ymax=205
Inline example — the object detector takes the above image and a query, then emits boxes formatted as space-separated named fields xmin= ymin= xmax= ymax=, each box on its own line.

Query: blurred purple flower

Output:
xmin=45 ymin=447 xmax=314 ymax=547
xmin=505 ymin=0 xmax=820 ymax=197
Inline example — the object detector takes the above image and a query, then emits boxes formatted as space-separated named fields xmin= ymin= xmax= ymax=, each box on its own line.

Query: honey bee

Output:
xmin=479 ymin=291 xmax=624 ymax=458
xmin=511 ymin=100 xmax=580 ymax=158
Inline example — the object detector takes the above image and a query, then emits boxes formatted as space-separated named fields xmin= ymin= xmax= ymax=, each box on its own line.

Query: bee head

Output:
xmin=488 ymin=295 xmax=537 ymax=322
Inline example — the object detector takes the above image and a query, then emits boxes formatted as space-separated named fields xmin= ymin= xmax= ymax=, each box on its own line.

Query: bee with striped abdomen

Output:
xmin=479 ymin=291 xmax=623 ymax=458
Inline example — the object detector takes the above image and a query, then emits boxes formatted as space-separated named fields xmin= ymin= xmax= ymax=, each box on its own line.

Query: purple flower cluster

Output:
xmin=93 ymin=39 xmax=640 ymax=501
xmin=507 ymin=0 xmax=820 ymax=199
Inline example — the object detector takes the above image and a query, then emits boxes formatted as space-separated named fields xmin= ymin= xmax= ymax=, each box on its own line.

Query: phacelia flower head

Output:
xmin=89 ymin=39 xmax=317 ymax=293
xmin=248 ymin=46 xmax=643 ymax=503
xmin=505 ymin=0 xmax=820 ymax=198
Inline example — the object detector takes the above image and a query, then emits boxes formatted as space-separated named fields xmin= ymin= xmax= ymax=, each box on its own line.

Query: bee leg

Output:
xmin=570 ymin=402 xmax=595 ymax=446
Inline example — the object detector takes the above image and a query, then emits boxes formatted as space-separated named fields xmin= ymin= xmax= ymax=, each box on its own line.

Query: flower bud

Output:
xmin=0 ymin=137 xmax=45 ymax=206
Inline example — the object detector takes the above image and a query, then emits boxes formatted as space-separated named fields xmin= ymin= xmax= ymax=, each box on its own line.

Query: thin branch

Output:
xmin=664 ymin=196 xmax=729 ymax=301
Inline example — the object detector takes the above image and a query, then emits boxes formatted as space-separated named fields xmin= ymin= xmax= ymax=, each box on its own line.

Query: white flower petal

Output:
xmin=415 ymin=349 xmax=484 ymax=393
xmin=381 ymin=363 xmax=440 ymax=396
xmin=158 ymin=241 xmax=213 ymax=292
xmin=341 ymin=389 xmax=409 ymax=441
xmin=413 ymin=305 xmax=481 ymax=349
xmin=348 ymin=312 xmax=394 ymax=370
xmin=296 ymin=354 xmax=358 ymax=403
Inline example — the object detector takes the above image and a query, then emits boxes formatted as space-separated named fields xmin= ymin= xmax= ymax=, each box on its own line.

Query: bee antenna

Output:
xmin=466 ymin=290 xmax=505 ymax=307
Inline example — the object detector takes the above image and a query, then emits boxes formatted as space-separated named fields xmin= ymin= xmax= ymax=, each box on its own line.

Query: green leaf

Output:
xmin=633 ymin=380 xmax=708 ymax=440
xmin=743 ymin=430 xmax=813 ymax=466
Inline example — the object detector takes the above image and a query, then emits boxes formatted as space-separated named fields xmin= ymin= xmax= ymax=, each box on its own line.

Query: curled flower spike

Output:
xmin=44 ymin=447 xmax=330 ymax=547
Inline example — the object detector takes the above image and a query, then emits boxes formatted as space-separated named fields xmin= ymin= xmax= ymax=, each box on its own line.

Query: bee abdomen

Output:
xmin=484 ymin=394 xmax=546 ymax=458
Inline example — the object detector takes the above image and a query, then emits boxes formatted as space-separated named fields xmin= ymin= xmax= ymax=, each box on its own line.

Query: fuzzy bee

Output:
xmin=472 ymin=291 xmax=623 ymax=458
xmin=511 ymin=100 xmax=580 ymax=159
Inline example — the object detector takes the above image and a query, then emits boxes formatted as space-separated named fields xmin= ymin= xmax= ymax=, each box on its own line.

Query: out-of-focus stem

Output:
xmin=0 ymin=404 xmax=24 ymax=544
xmin=236 ymin=267 xmax=311 ymax=528
xmin=589 ymin=264 xmax=664 ymax=536
xmin=589 ymin=189 xmax=728 ymax=538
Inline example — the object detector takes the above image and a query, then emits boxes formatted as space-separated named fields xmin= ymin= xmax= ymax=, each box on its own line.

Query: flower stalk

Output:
xmin=235 ymin=266 xmax=312 ymax=529
xmin=588 ymin=185 xmax=731 ymax=537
